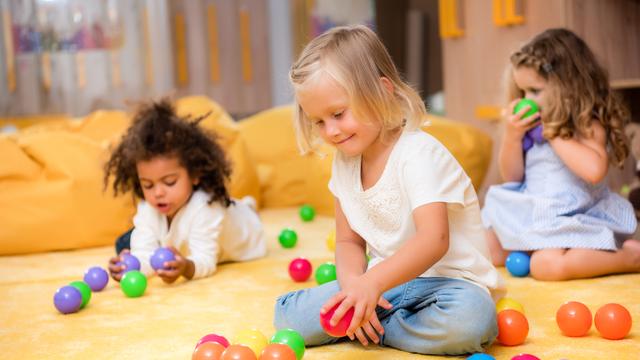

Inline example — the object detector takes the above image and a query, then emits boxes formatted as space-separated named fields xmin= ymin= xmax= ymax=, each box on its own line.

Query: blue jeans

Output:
xmin=273 ymin=277 xmax=497 ymax=355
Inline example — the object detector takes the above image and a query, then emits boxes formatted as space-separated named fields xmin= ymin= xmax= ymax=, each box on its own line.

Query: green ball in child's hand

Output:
xmin=513 ymin=98 xmax=540 ymax=118
xmin=278 ymin=228 xmax=298 ymax=248
xmin=120 ymin=270 xmax=147 ymax=298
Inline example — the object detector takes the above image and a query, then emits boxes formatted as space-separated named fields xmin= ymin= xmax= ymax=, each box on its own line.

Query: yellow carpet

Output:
xmin=1 ymin=208 xmax=638 ymax=359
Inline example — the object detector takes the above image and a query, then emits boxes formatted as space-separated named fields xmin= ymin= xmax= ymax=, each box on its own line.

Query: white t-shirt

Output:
xmin=130 ymin=190 xmax=267 ymax=279
xmin=329 ymin=130 xmax=505 ymax=300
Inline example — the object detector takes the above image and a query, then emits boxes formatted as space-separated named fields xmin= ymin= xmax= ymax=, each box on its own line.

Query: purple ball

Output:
xmin=150 ymin=247 xmax=176 ymax=271
xmin=83 ymin=266 xmax=109 ymax=291
xmin=53 ymin=285 xmax=82 ymax=314
xmin=117 ymin=253 xmax=141 ymax=273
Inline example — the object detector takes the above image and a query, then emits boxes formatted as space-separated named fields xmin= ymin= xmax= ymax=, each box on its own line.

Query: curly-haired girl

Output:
xmin=482 ymin=28 xmax=640 ymax=280
xmin=104 ymin=99 xmax=266 ymax=283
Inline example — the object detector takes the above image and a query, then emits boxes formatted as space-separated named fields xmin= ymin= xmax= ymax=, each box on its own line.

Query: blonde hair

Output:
xmin=289 ymin=25 xmax=426 ymax=153
xmin=506 ymin=28 xmax=629 ymax=167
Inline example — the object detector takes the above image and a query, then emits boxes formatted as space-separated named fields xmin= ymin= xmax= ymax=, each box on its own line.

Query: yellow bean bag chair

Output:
xmin=0 ymin=96 xmax=260 ymax=255
xmin=239 ymin=106 xmax=492 ymax=216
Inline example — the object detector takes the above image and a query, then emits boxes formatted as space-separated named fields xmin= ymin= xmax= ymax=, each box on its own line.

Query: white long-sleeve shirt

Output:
xmin=130 ymin=190 xmax=267 ymax=279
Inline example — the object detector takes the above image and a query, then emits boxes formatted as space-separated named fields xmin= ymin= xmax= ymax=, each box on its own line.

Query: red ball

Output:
xmin=196 ymin=334 xmax=230 ymax=349
xmin=288 ymin=258 xmax=312 ymax=282
xmin=497 ymin=309 xmax=529 ymax=346
xmin=594 ymin=303 xmax=632 ymax=340
xmin=511 ymin=355 xmax=540 ymax=360
xmin=556 ymin=301 xmax=592 ymax=337
xmin=259 ymin=343 xmax=297 ymax=360
xmin=320 ymin=302 xmax=355 ymax=337
xmin=221 ymin=344 xmax=257 ymax=360
xmin=193 ymin=342 xmax=225 ymax=360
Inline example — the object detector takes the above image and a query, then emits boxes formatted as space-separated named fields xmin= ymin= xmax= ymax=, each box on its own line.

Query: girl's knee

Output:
xmin=530 ymin=250 xmax=569 ymax=280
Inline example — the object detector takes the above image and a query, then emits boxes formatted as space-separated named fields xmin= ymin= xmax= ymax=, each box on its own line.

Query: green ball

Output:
xmin=69 ymin=280 xmax=92 ymax=309
xmin=278 ymin=229 xmax=298 ymax=248
xmin=120 ymin=270 xmax=147 ymax=298
xmin=513 ymin=98 xmax=540 ymax=118
xmin=270 ymin=328 xmax=305 ymax=360
xmin=299 ymin=205 xmax=315 ymax=222
xmin=314 ymin=262 xmax=337 ymax=285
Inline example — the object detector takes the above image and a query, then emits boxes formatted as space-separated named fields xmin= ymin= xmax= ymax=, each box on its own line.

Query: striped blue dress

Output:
xmin=481 ymin=142 xmax=637 ymax=250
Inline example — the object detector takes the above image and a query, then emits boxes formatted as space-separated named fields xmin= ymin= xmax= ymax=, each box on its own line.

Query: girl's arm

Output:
xmin=499 ymin=100 xmax=541 ymax=182
xmin=549 ymin=121 xmax=608 ymax=184
xmin=334 ymin=198 xmax=368 ymax=288
xmin=361 ymin=202 xmax=449 ymax=294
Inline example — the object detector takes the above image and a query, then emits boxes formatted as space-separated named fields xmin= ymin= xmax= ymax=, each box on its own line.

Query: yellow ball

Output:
xmin=233 ymin=329 xmax=268 ymax=357
xmin=496 ymin=297 xmax=525 ymax=314
xmin=326 ymin=229 xmax=336 ymax=252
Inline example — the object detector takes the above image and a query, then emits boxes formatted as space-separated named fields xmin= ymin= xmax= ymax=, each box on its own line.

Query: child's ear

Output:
xmin=380 ymin=77 xmax=394 ymax=95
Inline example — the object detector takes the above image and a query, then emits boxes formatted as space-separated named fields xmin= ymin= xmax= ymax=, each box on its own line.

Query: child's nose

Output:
xmin=153 ymin=185 xmax=165 ymax=198
xmin=325 ymin=120 xmax=340 ymax=137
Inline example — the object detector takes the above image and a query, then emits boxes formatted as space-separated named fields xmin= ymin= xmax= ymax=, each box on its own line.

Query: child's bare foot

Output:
xmin=621 ymin=239 xmax=640 ymax=272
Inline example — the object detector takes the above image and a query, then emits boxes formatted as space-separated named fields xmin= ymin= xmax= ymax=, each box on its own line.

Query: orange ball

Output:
xmin=193 ymin=342 xmax=225 ymax=360
xmin=259 ymin=343 xmax=297 ymax=360
xmin=594 ymin=303 xmax=632 ymax=340
xmin=497 ymin=309 xmax=529 ymax=346
xmin=556 ymin=301 xmax=592 ymax=337
xmin=221 ymin=344 xmax=258 ymax=360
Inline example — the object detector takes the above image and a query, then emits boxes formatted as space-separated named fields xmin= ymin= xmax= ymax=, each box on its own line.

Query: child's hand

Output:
xmin=156 ymin=246 xmax=193 ymax=283
xmin=108 ymin=250 xmax=128 ymax=282
xmin=504 ymin=99 xmax=541 ymax=141
xmin=320 ymin=276 xmax=393 ymax=345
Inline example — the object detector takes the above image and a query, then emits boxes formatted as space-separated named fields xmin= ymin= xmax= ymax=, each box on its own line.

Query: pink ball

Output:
xmin=288 ymin=258 xmax=312 ymax=282
xmin=320 ymin=302 xmax=355 ymax=337
xmin=195 ymin=333 xmax=230 ymax=349
xmin=512 ymin=354 xmax=540 ymax=360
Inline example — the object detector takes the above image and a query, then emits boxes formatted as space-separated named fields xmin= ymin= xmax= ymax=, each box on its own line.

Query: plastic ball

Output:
xmin=511 ymin=354 xmax=540 ymax=360
xmin=288 ymin=258 xmax=312 ymax=282
xmin=320 ymin=302 xmax=355 ymax=337
xmin=120 ymin=270 xmax=147 ymax=297
xmin=514 ymin=98 xmax=539 ymax=118
xmin=259 ymin=343 xmax=296 ymax=360
xmin=556 ymin=301 xmax=592 ymax=337
xmin=497 ymin=309 xmax=529 ymax=346
xmin=326 ymin=230 xmax=336 ymax=251
xmin=234 ymin=329 xmax=268 ymax=357
xmin=117 ymin=253 xmax=141 ymax=273
xmin=270 ymin=328 xmax=305 ymax=360
xmin=299 ymin=205 xmax=315 ymax=222
xmin=278 ymin=229 xmax=298 ymax=249
xmin=83 ymin=266 xmax=109 ymax=291
xmin=150 ymin=247 xmax=176 ymax=271
xmin=594 ymin=303 xmax=632 ymax=340
xmin=467 ymin=354 xmax=495 ymax=360
xmin=196 ymin=334 xmax=230 ymax=349
xmin=193 ymin=341 xmax=225 ymax=360
xmin=221 ymin=344 xmax=257 ymax=360
xmin=314 ymin=262 xmax=337 ymax=285
xmin=69 ymin=280 xmax=92 ymax=309
xmin=53 ymin=285 xmax=83 ymax=314
xmin=505 ymin=252 xmax=530 ymax=277
xmin=496 ymin=297 xmax=525 ymax=315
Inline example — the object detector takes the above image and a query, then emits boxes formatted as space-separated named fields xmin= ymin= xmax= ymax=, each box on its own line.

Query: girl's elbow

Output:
xmin=583 ymin=166 xmax=607 ymax=185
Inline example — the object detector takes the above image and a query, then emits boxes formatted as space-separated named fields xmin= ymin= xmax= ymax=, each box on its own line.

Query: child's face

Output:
xmin=137 ymin=155 xmax=197 ymax=220
xmin=297 ymin=74 xmax=382 ymax=157
xmin=513 ymin=66 xmax=547 ymax=107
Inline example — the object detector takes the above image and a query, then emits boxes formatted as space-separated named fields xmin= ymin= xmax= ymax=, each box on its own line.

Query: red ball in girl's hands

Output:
xmin=320 ymin=302 xmax=355 ymax=337
xmin=594 ymin=303 xmax=632 ymax=340
xmin=556 ymin=301 xmax=592 ymax=337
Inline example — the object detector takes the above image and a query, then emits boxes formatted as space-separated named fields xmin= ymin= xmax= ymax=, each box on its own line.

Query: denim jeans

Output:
xmin=273 ymin=277 xmax=497 ymax=355
xmin=115 ymin=228 xmax=133 ymax=254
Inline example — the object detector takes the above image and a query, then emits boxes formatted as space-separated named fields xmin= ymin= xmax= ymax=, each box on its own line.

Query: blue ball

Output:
xmin=83 ymin=266 xmax=109 ymax=291
xmin=53 ymin=285 xmax=82 ymax=314
xmin=117 ymin=253 xmax=141 ymax=273
xmin=506 ymin=251 xmax=531 ymax=277
xmin=467 ymin=354 xmax=495 ymax=360
xmin=150 ymin=247 xmax=176 ymax=271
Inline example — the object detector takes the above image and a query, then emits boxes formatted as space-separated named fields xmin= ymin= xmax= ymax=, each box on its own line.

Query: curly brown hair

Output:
xmin=506 ymin=28 xmax=630 ymax=167
xmin=104 ymin=99 xmax=232 ymax=206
